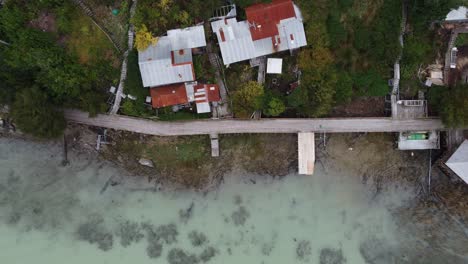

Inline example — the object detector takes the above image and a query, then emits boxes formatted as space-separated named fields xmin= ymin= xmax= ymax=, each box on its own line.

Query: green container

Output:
xmin=408 ymin=133 xmax=427 ymax=140
xmin=112 ymin=9 xmax=120 ymax=16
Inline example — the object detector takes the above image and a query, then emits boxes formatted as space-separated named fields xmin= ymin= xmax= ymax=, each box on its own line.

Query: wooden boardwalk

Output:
xmin=298 ymin=133 xmax=315 ymax=175
xmin=65 ymin=110 xmax=446 ymax=136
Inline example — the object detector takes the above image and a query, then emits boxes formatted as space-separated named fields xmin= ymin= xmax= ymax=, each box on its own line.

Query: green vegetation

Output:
xmin=134 ymin=24 xmax=158 ymax=51
xmin=121 ymin=50 xmax=152 ymax=117
xmin=132 ymin=0 xmax=223 ymax=35
xmin=232 ymin=81 xmax=264 ymax=118
xmin=431 ymin=84 xmax=468 ymax=128
xmin=262 ymin=91 xmax=286 ymax=117
xmin=0 ymin=0 xmax=120 ymax=138
xmin=290 ymin=0 xmax=402 ymax=117
xmin=144 ymin=136 xmax=210 ymax=168
xmin=402 ymin=1 xmax=468 ymax=127
xmin=401 ymin=0 xmax=466 ymax=88
xmin=157 ymin=108 xmax=211 ymax=121
xmin=11 ymin=87 xmax=66 ymax=138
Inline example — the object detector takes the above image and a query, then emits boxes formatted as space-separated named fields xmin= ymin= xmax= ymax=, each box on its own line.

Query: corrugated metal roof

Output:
xmin=446 ymin=140 xmax=468 ymax=183
xmin=245 ymin=0 xmax=296 ymax=41
xmin=194 ymin=84 xmax=221 ymax=102
xmin=279 ymin=17 xmax=307 ymax=50
xmin=138 ymin=25 xmax=207 ymax=87
xmin=167 ymin=25 xmax=206 ymax=51
xmin=139 ymin=59 xmax=194 ymax=87
xmin=212 ymin=19 xmax=256 ymax=65
xmin=138 ymin=38 xmax=172 ymax=62
xmin=211 ymin=2 xmax=307 ymax=65
xmin=173 ymin=49 xmax=193 ymax=65
xmin=150 ymin=83 xmax=189 ymax=108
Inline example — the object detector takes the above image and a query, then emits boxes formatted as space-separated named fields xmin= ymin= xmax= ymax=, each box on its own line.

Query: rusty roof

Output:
xmin=245 ymin=0 xmax=296 ymax=41
xmin=150 ymin=83 xmax=188 ymax=108
xmin=194 ymin=84 xmax=221 ymax=103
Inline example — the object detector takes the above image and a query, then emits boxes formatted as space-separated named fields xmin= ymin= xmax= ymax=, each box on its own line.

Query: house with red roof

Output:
xmin=149 ymin=82 xmax=221 ymax=114
xmin=211 ymin=0 xmax=307 ymax=66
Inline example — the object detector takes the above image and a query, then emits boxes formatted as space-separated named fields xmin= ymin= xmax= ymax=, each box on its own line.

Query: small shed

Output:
xmin=446 ymin=140 xmax=468 ymax=184
xmin=267 ymin=58 xmax=283 ymax=74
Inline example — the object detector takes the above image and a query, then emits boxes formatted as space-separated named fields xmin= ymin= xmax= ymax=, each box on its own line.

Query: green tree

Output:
xmin=440 ymin=84 xmax=468 ymax=128
xmin=287 ymin=86 xmax=308 ymax=113
xmin=263 ymin=93 xmax=286 ymax=117
xmin=135 ymin=25 xmax=158 ymax=51
xmin=11 ymin=87 xmax=66 ymax=138
xmin=326 ymin=9 xmax=347 ymax=49
xmin=294 ymin=46 xmax=337 ymax=117
xmin=232 ymin=81 xmax=264 ymax=118
xmin=335 ymin=72 xmax=353 ymax=104
xmin=353 ymin=69 xmax=389 ymax=97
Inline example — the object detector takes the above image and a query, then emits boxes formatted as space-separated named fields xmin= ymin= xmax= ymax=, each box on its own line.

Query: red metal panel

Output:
xmin=245 ymin=0 xmax=296 ymax=41
xmin=150 ymin=83 xmax=189 ymax=108
xmin=194 ymin=84 xmax=221 ymax=102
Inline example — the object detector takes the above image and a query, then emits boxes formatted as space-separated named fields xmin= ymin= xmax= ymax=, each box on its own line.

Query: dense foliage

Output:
xmin=232 ymin=81 xmax=264 ymax=118
xmin=135 ymin=25 xmax=158 ymax=51
xmin=440 ymin=84 xmax=468 ymax=127
xmin=121 ymin=50 xmax=149 ymax=117
xmin=290 ymin=0 xmax=402 ymax=117
xmin=402 ymin=0 xmax=468 ymax=84
xmin=132 ymin=0 xmax=224 ymax=35
xmin=0 ymin=0 xmax=119 ymax=138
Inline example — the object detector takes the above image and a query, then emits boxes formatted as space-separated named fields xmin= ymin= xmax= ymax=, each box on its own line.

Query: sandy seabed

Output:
xmin=0 ymin=137 xmax=466 ymax=264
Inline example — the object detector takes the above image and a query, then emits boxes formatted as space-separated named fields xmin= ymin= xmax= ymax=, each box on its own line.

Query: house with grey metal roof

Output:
xmin=138 ymin=25 xmax=206 ymax=88
xmin=211 ymin=0 xmax=307 ymax=66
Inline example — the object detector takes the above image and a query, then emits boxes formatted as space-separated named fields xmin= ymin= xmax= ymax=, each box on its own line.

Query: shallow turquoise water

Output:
xmin=0 ymin=137 xmax=461 ymax=264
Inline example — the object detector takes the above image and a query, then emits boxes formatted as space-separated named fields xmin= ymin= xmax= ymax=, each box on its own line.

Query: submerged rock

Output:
xmin=188 ymin=230 xmax=208 ymax=247
xmin=359 ymin=237 xmax=397 ymax=264
xmin=115 ymin=220 xmax=144 ymax=247
xmin=138 ymin=158 xmax=154 ymax=168
xmin=231 ymin=206 xmax=250 ymax=226
xmin=179 ymin=202 xmax=194 ymax=224
xmin=199 ymin=246 xmax=217 ymax=262
xmin=146 ymin=240 xmax=163 ymax=259
xmin=156 ymin=223 xmax=179 ymax=244
xmin=296 ymin=240 xmax=312 ymax=261
xmin=167 ymin=248 xmax=199 ymax=264
xmin=320 ymin=248 xmax=346 ymax=264
xmin=76 ymin=217 xmax=113 ymax=251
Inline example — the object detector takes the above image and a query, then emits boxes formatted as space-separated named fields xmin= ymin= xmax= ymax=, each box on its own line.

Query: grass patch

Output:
xmin=143 ymin=136 xmax=210 ymax=169
xmin=157 ymin=109 xmax=211 ymax=121
xmin=65 ymin=7 xmax=119 ymax=65
xmin=120 ymin=49 xmax=153 ymax=117
xmin=455 ymin=33 xmax=468 ymax=47
xmin=220 ymin=134 xmax=264 ymax=160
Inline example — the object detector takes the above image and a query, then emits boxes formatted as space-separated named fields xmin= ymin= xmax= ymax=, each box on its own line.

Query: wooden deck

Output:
xmin=298 ymin=132 xmax=315 ymax=175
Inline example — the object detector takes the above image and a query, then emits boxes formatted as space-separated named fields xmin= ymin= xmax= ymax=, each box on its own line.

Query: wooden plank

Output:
xmin=298 ymin=132 xmax=315 ymax=175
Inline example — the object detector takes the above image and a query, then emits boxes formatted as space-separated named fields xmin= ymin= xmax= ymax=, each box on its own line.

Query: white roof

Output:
xmin=211 ymin=4 xmax=307 ymax=65
xmin=446 ymin=140 xmax=468 ymax=183
xmin=267 ymin=58 xmax=283 ymax=74
xmin=211 ymin=19 xmax=256 ymax=65
xmin=166 ymin=25 xmax=206 ymax=50
xmin=446 ymin=6 xmax=468 ymax=20
xmin=138 ymin=26 xmax=207 ymax=87
xmin=196 ymin=102 xmax=211 ymax=113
